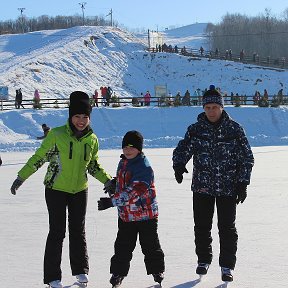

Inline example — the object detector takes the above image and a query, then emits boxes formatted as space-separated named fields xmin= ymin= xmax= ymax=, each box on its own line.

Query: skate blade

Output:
xmin=77 ymin=282 xmax=88 ymax=287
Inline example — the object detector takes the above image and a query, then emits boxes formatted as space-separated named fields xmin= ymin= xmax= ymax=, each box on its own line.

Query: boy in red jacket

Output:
xmin=98 ymin=130 xmax=165 ymax=287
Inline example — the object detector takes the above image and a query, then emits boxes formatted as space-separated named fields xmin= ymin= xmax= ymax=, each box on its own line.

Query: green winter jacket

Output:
xmin=18 ymin=122 xmax=111 ymax=194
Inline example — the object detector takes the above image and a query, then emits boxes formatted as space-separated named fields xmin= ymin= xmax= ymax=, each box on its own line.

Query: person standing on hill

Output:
xmin=182 ymin=89 xmax=191 ymax=106
xmin=144 ymin=91 xmax=151 ymax=106
xmin=33 ymin=89 xmax=41 ymax=109
xmin=15 ymin=88 xmax=24 ymax=109
xmin=106 ymin=86 xmax=113 ymax=107
xmin=92 ymin=89 xmax=99 ymax=107
xmin=10 ymin=91 xmax=115 ymax=288
xmin=172 ymin=85 xmax=254 ymax=283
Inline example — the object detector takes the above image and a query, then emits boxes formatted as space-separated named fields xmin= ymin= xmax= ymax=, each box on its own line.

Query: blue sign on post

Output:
xmin=0 ymin=86 xmax=9 ymax=100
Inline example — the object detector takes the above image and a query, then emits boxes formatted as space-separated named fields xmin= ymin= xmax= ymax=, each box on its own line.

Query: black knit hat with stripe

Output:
xmin=202 ymin=85 xmax=224 ymax=107
xmin=122 ymin=130 xmax=143 ymax=152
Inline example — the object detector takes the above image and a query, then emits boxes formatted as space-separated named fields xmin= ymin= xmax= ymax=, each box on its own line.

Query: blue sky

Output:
xmin=0 ymin=0 xmax=287 ymax=30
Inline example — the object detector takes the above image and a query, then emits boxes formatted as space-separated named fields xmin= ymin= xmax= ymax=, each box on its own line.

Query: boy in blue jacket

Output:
xmin=98 ymin=130 xmax=165 ymax=287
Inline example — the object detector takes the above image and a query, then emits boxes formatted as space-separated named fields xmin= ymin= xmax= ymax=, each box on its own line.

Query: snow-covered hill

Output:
xmin=0 ymin=24 xmax=287 ymax=100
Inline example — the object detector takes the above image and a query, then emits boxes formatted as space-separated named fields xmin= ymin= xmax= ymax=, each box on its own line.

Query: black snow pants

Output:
xmin=110 ymin=217 xmax=165 ymax=276
xmin=43 ymin=188 xmax=89 ymax=284
xmin=193 ymin=192 xmax=238 ymax=269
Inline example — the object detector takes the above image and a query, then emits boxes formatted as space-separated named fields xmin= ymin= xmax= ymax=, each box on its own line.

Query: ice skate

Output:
xmin=76 ymin=274 xmax=88 ymax=286
xmin=221 ymin=267 xmax=233 ymax=282
xmin=196 ymin=263 xmax=210 ymax=275
xmin=110 ymin=274 xmax=124 ymax=288
xmin=153 ymin=272 xmax=164 ymax=286
xmin=48 ymin=280 xmax=63 ymax=288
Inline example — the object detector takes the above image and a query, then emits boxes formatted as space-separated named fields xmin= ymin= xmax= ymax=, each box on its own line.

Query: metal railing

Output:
xmin=147 ymin=47 xmax=288 ymax=70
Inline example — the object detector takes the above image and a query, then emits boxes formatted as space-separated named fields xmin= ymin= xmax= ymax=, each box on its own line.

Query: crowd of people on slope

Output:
xmin=150 ymin=44 xmax=286 ymax=68
xmin=157 ymin=87 xmax=287 ymax=107
xmin=10 ymin=85 xmax=287 ymax=111
xmin=7 ymin=86 xmax=254 ymax=288
xmin=90 ymin=86 xmax=115 ymax=107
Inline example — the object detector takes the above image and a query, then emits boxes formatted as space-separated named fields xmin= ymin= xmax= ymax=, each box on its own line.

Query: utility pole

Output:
xmin=78 ymin=2 xmax=87 ymax=26
xmin=18 ymin=7 xmax=25 ymax=33
xmin=106 ymin=9 xmax=113 ymax=26
xmin=148 ymin=29 xmax=151 ymax=50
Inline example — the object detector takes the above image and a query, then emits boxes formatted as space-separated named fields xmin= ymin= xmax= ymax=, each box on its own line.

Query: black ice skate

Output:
xmin=153 ymin=272 xmax=164 ymax=285
xmin=110 ymin=274 xmax=124 ymax=288
xmin=76 ymin=273 xmax=88 ymax=286
xmin=196 ymin=263 xmax=210 ymax=275
xmin=221 ymin=267 xmax=233 ymax=282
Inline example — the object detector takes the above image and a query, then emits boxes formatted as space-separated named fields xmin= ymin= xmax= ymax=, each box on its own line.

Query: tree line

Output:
xmin=0 ymin=14 xmax=117 ymax=35
xmin=206 ymin=8 xmax=288 ymax=60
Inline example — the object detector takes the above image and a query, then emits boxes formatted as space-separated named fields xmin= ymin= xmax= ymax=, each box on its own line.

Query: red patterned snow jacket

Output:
xmin=111 ymin=153 xmax=159 ymax=222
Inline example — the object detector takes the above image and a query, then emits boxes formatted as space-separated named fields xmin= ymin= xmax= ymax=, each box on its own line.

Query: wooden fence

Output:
xmin=1 ymin=95 xmax=288 ymax=111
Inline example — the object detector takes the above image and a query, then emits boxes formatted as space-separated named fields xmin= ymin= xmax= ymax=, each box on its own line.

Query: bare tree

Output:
xmin=206 ymin=8 xmax=288 ymax=62
xmin=0 ymin=14 xmax=111 ymax=35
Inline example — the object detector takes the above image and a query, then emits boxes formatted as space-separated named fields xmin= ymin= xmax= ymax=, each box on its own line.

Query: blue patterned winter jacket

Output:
xmin=173 ymin=110 xmax=254 ymax=197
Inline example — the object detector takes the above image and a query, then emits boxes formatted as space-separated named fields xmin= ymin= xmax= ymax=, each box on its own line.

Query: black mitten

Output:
xmin=103 ymin=178 xmax=116 ymax=196
xmin=10 ymin=176 xmax=24 ymax=195
xmin=235 ymin=183 xmax=247 ymax=204
xmin=173 ymin=164 xmax=188 ymax=184
xmin=98 ymin=197 xmax=113 ymax=210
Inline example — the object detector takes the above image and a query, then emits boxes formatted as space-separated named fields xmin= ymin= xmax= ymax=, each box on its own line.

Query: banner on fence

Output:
xmin=0 ymin=86 xmax=9 ymax=100
xmin=154 ymin=85 xmax=167 ymax=98
xmin=149 ymin=31 xmax=164 ymax=49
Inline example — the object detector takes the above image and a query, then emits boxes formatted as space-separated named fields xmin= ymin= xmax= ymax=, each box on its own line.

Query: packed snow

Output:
xmin=1 ymin=147 xmax=288 ymax=288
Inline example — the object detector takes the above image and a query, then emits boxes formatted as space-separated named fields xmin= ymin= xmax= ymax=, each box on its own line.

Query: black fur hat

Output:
xmin=122 ymin=130 xmax=143 ymax=152
xmin=69 ymin=91 xmax=92 ymax=119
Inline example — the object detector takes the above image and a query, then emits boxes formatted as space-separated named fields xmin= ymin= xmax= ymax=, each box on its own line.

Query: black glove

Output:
xmin=11 ymin=176 xmax=24 ymax=195
xmin=173 ymin=164 xmax=188 ymax=184
xmin=235 ymin=183 xmax=247 ymax=204
xmin=104 ymin=178 xmax=116 ymax=196
xmin=0 ymin=157 xmax=2 ymax=166
xmin=98 ymin=197 xmax=113 ymax=211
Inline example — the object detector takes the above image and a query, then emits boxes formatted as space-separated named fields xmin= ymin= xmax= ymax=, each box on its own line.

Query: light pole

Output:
xmin=18 ymin=7 xmax=25 ymax=33
xmin=106 ymin=9 xmax=113 ymax=26
xmin=78 ymin=2 xmax=87 ymax=26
